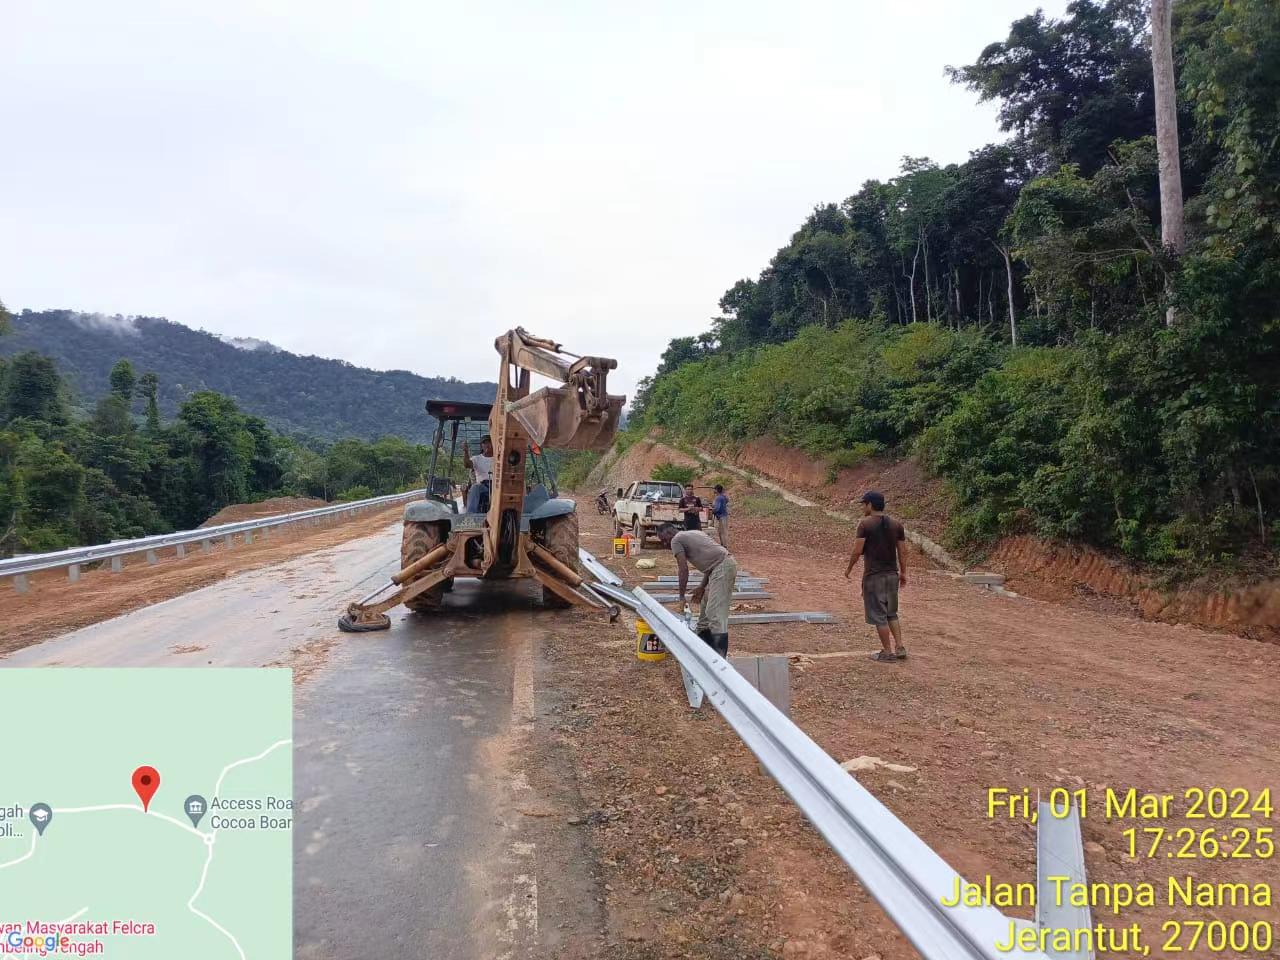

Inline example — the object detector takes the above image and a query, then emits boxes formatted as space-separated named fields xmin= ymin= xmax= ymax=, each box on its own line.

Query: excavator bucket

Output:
xmin=507 ymin=386 xmax=625 ymax=451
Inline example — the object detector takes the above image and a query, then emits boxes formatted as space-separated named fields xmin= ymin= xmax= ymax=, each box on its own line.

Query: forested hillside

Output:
xmin=0 ymin=309 xmax=495 ymax=443
xmin=635 ymin=0 xmax=1279 ymax=578
xmin=0 ymin=346 xmax=437 ymax=554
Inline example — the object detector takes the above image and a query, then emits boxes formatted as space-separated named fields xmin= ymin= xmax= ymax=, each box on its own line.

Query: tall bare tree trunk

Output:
xmin=993 ymin=242 xmax=1018 ymax=346
xmin=908 ymin=241 xmax=921 ymax=324
xmin=921 ymin=229 xmax=934 ymax=323
xmin=1151 ymin=0 xmax=1184 ymax=325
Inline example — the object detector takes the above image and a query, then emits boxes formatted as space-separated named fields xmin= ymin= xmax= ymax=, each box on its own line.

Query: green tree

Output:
xmin=947 ymin=0 xmax=1154 ymax=172
xmin=137 ymin=372 xmax=161 ymax=431
xmin=3 ymin=353 xmax=68 ymax=425
xmin=108 ymin=359 xmax=137 ymax=402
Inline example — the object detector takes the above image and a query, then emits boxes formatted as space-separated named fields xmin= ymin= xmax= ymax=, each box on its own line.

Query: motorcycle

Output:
xmin=595 ymin=490 xmax=611 ymax=515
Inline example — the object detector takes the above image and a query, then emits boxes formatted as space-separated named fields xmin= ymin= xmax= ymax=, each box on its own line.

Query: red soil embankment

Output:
xmin=649 ymin=431 xmax=1278 ymax=640
xmin=989 ymin=536 xmax=1280 ymax=640
xmin=200 ymin=496 xmax=327 ymax=527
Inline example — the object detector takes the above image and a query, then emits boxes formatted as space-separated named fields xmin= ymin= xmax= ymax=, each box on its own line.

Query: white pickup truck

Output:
xmin=612 ymin=480 xmax=709 ymax=546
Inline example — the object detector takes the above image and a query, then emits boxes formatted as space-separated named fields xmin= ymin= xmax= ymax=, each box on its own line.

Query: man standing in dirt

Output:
xmin=711 ymin=484 xmax=730 ymax=548
xmin=657 ymin=523 xmax=737 ymax=657
xmin=678 ymin=484 xmax=703 ymax=530
xmin=844 ymin=490 xmax=909 ymax=662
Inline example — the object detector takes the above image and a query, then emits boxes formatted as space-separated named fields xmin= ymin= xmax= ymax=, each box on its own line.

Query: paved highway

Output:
xmin=2 ymin=522 xmax=597 ymax=959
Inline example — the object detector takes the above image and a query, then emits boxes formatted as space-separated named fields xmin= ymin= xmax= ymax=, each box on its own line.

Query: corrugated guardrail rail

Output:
xmin=1 ymin=489 xmax=425 ymax=593
xmin=578 ymin=548 xmax=1058 ymax=960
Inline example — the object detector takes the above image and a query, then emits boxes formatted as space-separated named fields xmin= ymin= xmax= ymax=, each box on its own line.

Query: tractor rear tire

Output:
xmin=401 ymin=521 xmax=446 ymax=612
xmin=540 ymin=512 xmax=579 ymax=609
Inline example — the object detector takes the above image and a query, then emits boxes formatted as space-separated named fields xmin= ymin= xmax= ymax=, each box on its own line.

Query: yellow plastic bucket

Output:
xmin=634 ymin=618 xmax=667 ymax=662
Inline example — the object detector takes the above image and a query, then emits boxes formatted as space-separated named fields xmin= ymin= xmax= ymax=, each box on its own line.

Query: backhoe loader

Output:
xmin=338 ymin=328 xmax=625 ymax=631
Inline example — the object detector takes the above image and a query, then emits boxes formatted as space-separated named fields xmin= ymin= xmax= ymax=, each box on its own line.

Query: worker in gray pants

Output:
xmin=657 ymin=523 xmax=738 ymax=657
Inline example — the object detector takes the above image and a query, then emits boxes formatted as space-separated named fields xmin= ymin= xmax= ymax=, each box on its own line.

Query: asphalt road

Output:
xmin=1 ymin=523 xmax=588 ymax=960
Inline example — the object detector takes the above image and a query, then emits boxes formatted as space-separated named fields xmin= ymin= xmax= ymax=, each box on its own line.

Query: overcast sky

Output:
xmin=2 ymin=0 xmax=1068 ymax=401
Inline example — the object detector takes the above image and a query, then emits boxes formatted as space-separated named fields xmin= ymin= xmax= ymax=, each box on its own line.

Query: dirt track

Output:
xmin=0 ymin=502 xmax=408 ymax=655
xmin=547 ymin=491 xmax=1280 ymax=958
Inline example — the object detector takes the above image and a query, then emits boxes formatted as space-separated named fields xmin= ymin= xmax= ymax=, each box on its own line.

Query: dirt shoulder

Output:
xmin=0 ymin=504 xmax=407 ymax=655
xmin=538 ymin=491 xmax=1280 ymax=959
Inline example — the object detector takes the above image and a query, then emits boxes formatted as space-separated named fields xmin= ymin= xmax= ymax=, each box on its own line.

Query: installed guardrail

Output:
xmin=576 ymin=549 xmax=1060 ymax=960
xmin=2 ymin=489 xmax=425 ymax=593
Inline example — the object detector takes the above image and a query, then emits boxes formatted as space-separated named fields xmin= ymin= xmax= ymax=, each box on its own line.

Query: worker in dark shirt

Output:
xmin=843 ymin=490 xmax=909 ymax=662
xmin=678 ymin=484 xmax=703 ymax=531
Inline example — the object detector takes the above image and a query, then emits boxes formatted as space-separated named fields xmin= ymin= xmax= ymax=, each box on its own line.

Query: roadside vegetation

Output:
xmin=632 ymin=0 xmax=1279 ymax=576
xmin=0 ymin=353 xmax=433 ymax=555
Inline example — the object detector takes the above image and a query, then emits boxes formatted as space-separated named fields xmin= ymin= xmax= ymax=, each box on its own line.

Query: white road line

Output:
xmin=0 ymin=834 xmax=37 ymax=870
xmin=56 ymin=803 xmax=137 ymax=813
xmin=188 ymin=841 xmax=245 ymax=960
xmin=59 ymin=906 xmax=88 ymax=924
xmin=189 ymin=737 xmax=294 ymax=959
xmin=214 ymin=739 xmax=292 ymax=796
xmin=50 ymin=803 xmax=208 ymax=841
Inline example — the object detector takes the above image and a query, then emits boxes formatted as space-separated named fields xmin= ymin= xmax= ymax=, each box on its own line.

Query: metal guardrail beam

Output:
xmin=572 ymin=548 xmax=1059 ymax=960
xmin=630 ymin=589 xmax=1045 ymax=960
xmin=2 ymin=489 xmax=425 ymax=584
xmin=646 ymin=590 xmax=772 ymax=603
xmin=578 ymin=548 xmax=624 ymax=587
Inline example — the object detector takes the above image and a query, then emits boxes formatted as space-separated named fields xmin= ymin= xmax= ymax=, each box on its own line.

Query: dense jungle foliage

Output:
xmin=0 ymin=350 xmax=434 ymax=555
xmin=633 ymin=0 xmax=1279 ymax=574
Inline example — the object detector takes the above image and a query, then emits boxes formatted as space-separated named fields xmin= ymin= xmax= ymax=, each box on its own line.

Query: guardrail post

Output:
xmin=68 ymin=563 xmax=81 ymax=583
xmin=145 ymin=549 xmax=159 ymax=565
xmin=175 ymin=543 xmax=186 ymax=559
xmin=223 ymin=535 xmax=233 ymax=549
xmin=111 ymin=556 xmax=123 ymax=573
xmin=201 ymin=540 xmax=212 ymax=554
xmin=244 ymin=530 xmax=253 ymax=545
xmin=729 ymin=655 xmax=791 ymax=718
xmin=13 ymin=574 xmax=29 ymax=594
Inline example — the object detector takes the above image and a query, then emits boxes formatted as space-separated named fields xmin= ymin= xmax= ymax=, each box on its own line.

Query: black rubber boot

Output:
xmin=696 ymin=627 xmax=714 ymax=648
xmin=711 ymin=633 xmax=729 ymax=657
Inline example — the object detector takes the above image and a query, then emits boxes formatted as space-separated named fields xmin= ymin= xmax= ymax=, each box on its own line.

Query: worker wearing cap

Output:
xmin=656 ymin=522 xmax=737 ymax=657
xmin=844 ymin=490 xmax=909 ymax=662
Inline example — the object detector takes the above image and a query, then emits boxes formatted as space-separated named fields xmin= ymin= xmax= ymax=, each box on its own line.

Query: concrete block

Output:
xmin=963 ymin=571 xmax=1006 ymax=586
xmin=68 ymin=563 xmax=80 ymax=583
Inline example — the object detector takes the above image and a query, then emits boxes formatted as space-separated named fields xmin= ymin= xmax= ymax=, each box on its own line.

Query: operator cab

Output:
xmin=424 ymin=400 xmax=559 ymax=516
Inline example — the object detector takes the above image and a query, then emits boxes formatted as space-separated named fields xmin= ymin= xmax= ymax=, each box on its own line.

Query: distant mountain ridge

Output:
xmin=1 ymin=309 xmax=496 ymax=443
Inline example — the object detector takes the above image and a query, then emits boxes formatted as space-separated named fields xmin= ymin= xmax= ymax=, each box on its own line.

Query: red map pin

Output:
xmin=132 ymin=766 xmax=161 ymax=812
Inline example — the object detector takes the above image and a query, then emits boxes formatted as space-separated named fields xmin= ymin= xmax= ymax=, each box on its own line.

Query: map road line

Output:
xmin=59 ymin=907 xmax=88 ymax=924
xmin=52 ymin=803 xmax=209 ymax=842
xmin=214 ymin=739 xmax=292 ymax=796
xmin=184 ymin=737 xmax=294 ymax=960
xmin=188 ymin=841 xmax=246 ymax=960
xmin=0 ymin=834 xmax=37 ymax=870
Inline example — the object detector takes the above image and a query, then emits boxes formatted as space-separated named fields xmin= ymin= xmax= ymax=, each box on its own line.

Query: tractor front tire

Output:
xmin=540 ymin=512 xmax=580 ymax=609
xmin=401 ymin=521 xmax=446 ymax=612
